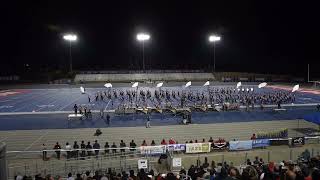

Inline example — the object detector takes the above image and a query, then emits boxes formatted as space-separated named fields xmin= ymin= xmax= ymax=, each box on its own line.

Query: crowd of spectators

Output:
xmin=15 ymin=154 xmax=320 ymax=180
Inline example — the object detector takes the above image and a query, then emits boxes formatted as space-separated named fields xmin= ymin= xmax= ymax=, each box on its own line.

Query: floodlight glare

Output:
xmin=137 ymin=33 xmax=150 ymax=41
xmin=209 ymin=35 xmax=221 ymax=42
xmin=63 ymin=34 xmax=77 ymax=41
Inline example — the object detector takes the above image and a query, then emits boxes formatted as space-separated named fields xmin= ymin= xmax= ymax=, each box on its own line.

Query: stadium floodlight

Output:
xmin=104 ymin=83 xmax=112 ymax=88
xmin=63 ymin=34 xmax=77 ymax=41
xmin=208 ymin=35 xmax=221 ymax=73
xmin=80 ymin=86 xmax=85 ymax=94
xmin=156 ymin=82 xmax=163 ymax=88
xmin=185 ymin=81 xmax=191 ymax=88
xmin=209 ymin=35 xmax=221 ymax=42
xmin=137 ymin=33 xmax=150 ymax=72
xmin=63 ymin=33 xmax=77 ymax=73
xmin=236 ymin=82 xmax=242 ymax=88
xmin=258 ymin=82 xmax=267 ymax=88
xmin=292 ymin=84 xmax=299 ymax=92
xmin=137 ymin=33 xmax=150 ymax=41
xmin=132 ymin=82 xmax=139 ymax=88
xmin=203 ymin=81 xmax=210 ymax=86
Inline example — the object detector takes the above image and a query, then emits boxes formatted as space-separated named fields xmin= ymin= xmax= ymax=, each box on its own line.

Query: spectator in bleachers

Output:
xmin=93 ymin=140 xmax=100 ymax=158
xmin=111 ymin=142 xmax=117 ymax=153
xmin=161 ymin=139 xmax=167 ymax=145
xmin=203 ymin=157 xmax=209 ymax=169
xmin=104 ymin=142 xmax=110 ymax=154
xmin=75 ymin=173 xmax=82 ymax=180
xmin=129 ymin=170 xmax=137 ymax=180
xmin=224 ymin=167 xmax=238 ymax=180
xmin=66 ymin=142 xmax=72 ymax=159
xmin=130 ymin=140 xmax=137 ymax=151
xmin=120 ymin=140 xmax=126 ymax=153
xmin=53 ymin=142 xmax=61 ymax=160
xmin=67 ymin=172 xmax=74 ymax=180
xmin=202 ymin=138 xmax=206 ymax=143
xmin=246 ymin=159 xmax=252 ymax=165
xmin=86 ymin=142 xmax=92 ymax=157
xmin=73 ymin=141 xmax=79 ymax=159
xmin=253 ymin=156 xmax=259 ymax=165
xmin=151 ymin=140 xmax=156 ymax=146
xmin=80 ymin=141 xmax=86 ymax=159
xmin=312 ymin=169 xmax=320 ymax=180
xmin=241 ymin=166 xmax=258 ymax=180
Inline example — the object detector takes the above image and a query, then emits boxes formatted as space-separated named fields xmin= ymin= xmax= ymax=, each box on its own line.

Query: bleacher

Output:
xmin=74 ymin=72 xmax=215 ymax=82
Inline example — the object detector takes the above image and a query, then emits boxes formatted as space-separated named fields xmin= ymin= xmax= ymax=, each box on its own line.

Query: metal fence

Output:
xmin=5 ymin=145 xmax=320 ymax=180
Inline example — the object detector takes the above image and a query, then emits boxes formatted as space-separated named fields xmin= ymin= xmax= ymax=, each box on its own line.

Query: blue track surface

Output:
xmin=0 ymin=86 xmax=319 ymax=130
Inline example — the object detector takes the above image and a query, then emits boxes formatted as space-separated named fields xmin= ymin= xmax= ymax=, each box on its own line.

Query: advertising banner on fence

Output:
xmin=291 ymin=137 xmax=305 ymax=147
xmin=229 ymin=140 xmax=253 ymax=151
xmin=140 ymin=145 xmax=166 ymax=155
xmin=186 ymin=143 xmax=211 ymax=153
xmin=167 ymin=144 xmax=186 ymax=152
xmin=252 ymin=139 xmax=270 ymax=148
xmin=213 ymin=141 xmax=228 ymax=150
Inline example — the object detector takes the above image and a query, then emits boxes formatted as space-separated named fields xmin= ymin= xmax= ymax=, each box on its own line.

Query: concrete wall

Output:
xmin=74 ymin=73 xmax=215 ymax=82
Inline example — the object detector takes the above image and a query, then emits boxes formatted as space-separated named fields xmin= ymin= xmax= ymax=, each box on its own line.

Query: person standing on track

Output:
xmin=53 ymin=142 xmax=61 ymax=160
xmin=42 ymin=143 xmax=47 ymax=161
xmin=74 ymin=104 xmax=78 ymax=114
xmin=146 ymin=115 xmax=151 ymax=128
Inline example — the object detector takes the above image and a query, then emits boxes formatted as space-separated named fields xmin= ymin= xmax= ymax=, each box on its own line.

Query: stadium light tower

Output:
xmin=137 ymin=33 xmax=150 ymax=72
xmin=63 ymin=34 xmax=77 ymax=73
xmin=208 ymin=35 xmax=221 ymax=73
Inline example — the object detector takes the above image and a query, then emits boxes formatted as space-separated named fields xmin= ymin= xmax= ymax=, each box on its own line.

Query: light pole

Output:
xmin=63 ymin=34 xmax=77 ymax=73
xmin=208 ymin=35 xmax=221 ymax=73
xmin=137 ymin=33 xmax=150 ymax=72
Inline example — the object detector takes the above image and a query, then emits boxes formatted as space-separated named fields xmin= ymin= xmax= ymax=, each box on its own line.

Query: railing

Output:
xmin=6 ymin=145 xmax=320 ymax=179
xmin=6 ymin=148 xmax=159 ymax=179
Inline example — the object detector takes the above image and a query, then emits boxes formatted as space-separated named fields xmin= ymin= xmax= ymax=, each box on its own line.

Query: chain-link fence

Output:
xmin=5 ymin=145 xmax=320 ymax=180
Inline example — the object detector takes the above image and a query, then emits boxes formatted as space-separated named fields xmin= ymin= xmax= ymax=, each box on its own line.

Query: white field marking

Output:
xmin=0 ymin=105 xmax=13 ymax=109
xmin=58 ymin=94 xmax=84 ymax=111
xmin=23 ymin=131 xmax=49 ymax=151
xmin=0 ymin=136 xmax=9 ymax=142
xmin=104 ymin=99 xmax=111 ymax=111
xmin=12 ymin=90 xmax=53 ymax=112
xmin=14 ymin=131 xmax=49 ymax=158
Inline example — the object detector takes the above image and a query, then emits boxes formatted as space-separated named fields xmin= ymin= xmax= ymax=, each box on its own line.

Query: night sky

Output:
xmin=2 ymin=1 xmax=320 ymax=77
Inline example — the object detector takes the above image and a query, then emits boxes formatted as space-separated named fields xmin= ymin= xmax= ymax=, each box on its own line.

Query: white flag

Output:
xmin=203 ymin=81 xmax=210 ymax=86
xmin=80 ymin=86 xmax=85 ymax=94
xmin=156 ymin=82 xmax=163 ymax=88
xmin=185 ymin=81 xmax=191 ymax=88
xmin=236 ymin=82 xmax=241 ymax=88
xmin=132 ymin=82 xmax=139 ymax=88
xmin=292 ymin=84 xmax=299 ymax=92
xmin=258 ymin=82 xmax=267 ymax=88
xmin=104 ymin=83 xmax=112 ymax=88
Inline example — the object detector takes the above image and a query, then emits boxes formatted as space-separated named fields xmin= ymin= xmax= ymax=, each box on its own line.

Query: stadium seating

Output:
xmin=74 ymin=73 xmax=215 ymax=82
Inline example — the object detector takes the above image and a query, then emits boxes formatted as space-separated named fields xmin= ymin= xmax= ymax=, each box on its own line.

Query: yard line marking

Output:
xmin=104 ymin=99 xmax=111 ymax=111
xmin=14 ymin=131 xmax=49 ymax=158
xmin=58 ymin=94 xmax=86 ymax=111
